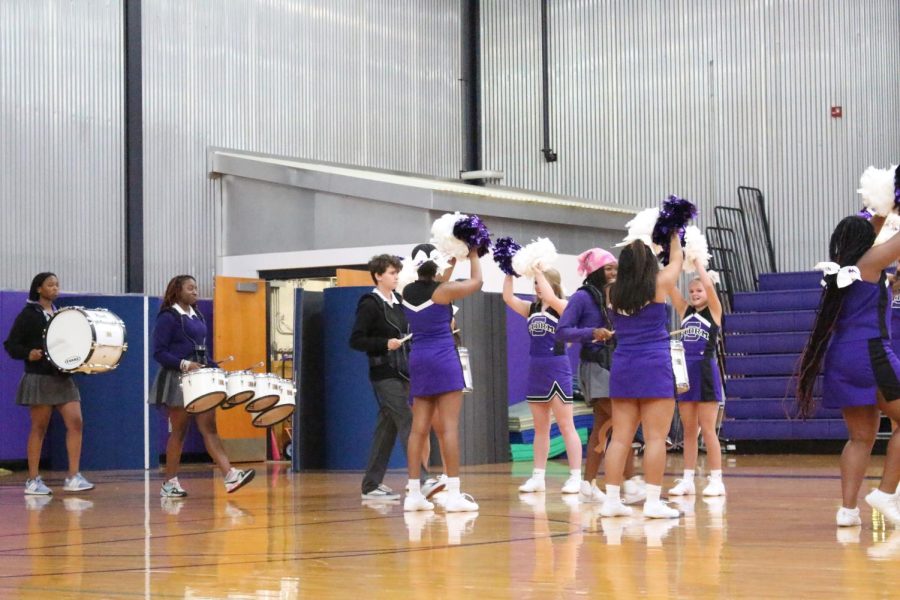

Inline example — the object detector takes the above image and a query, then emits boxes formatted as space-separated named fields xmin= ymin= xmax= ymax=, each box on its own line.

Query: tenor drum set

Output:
xmin=43 ymin=305 xmax=295 ymax=428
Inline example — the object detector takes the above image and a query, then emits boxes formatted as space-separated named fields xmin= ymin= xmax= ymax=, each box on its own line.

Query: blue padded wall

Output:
xmin=323 ymin=287 xmax=405 ymax=470
xmin=0 ymin=291 xmax=34 ymax=461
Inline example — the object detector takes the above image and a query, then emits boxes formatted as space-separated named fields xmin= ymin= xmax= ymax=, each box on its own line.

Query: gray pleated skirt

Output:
xmin=148 ymin=368 xmax=185 ymax=408
xmin=15 ymin=373 xmax=80 ymax=407
xmin=579 ymin=361 xmax=611 ymax=406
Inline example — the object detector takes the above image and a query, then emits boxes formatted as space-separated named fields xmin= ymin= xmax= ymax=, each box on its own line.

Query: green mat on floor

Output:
xmin=510 ymin=427 xmax=588 ymax=462
xmin=508 ymin=400 xmax=593 ymax=432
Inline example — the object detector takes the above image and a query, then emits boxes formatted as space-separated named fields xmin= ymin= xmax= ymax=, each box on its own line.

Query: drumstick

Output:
xmin=398 ymin=333 xmax=413 ymax=343
xmin=240 ymin=360 xmax=266 ymax=371
xmin=214 ymin=355 xmax=235 ymax=364
xmin=669 ymin=329 xmax=687 ymax=338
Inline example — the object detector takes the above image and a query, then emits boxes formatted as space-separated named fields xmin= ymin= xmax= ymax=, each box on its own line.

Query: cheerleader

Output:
xmin=149 ymin=275 xmax=255 ymax=497
xmin=668 ymin=259 xmax=725 ymax=496
xmin=402 ymin=245 xmax=482 ymax=512
xmin=556 ymin=249 xmax=642 ymax=503
xmin=503 ymin=269 xmax=581 ymax=494
xmin=601 ymin=232 xmax=683 ymax=519
xmin=797 ymin=216 xmax=900 ymax=526
xmin=3 ymin=273 xmax=94 ymax=495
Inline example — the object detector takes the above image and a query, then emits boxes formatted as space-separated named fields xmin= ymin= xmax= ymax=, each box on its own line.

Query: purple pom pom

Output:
xmin=652 ymin=195 xmax=698 ymax=264
xmin=856 ymin=208 xmax=873 ymax=220
xmin=492 ymin=236 xmax=521 ymax=276
xmin=453 ymin=214 xmax=493 ymax=258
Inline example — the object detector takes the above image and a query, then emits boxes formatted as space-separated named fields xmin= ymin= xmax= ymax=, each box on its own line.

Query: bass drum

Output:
xmin=44 ymin=307 xmax=127 ymax=374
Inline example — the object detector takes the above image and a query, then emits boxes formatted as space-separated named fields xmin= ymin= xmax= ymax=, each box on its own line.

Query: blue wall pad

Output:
xmin=323 ymin=287 xmax=405 ymax=471
xmin=726 ymin=354 xmax=801 ymax=376
xmin=725 ymin=311 xmax=816 ymax=333
xmin=725 ymin=332 xmax=809 ymax=355
xmin=726 ymin=376 xmax=819 ymax=398
xmin=732 ymin=289 xmax=821 ymax=313
xmin=0 ymin=291 xmax=35 ymax=461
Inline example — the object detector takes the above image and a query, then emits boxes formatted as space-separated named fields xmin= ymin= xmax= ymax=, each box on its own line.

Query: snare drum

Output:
xmin=253 ymin=378 xmax=296 ymax=427
xmin=670 ymin=339 xmax=690 ymax=394
xmin=458 ymin=346 xmax=473 ymax=394
xmin=181 ymin=368 xmax=227 ymax=413
xmin=44 ymin=307 xmax=127 ymax=374
xmin=223 ymin=371 xmax=256 ymax=407
xmin=245 ymin=373 xmax=280 ymax=412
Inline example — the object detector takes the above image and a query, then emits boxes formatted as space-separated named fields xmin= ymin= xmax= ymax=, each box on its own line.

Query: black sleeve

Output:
xmin=349 ymin=296 xmax=389 ymax=353
xmin=3 ymin=310 xmax=35 ymax=360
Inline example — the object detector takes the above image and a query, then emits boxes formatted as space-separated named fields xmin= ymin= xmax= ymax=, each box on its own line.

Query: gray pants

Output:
xmin=362 ymin=377 xmax=427 ymax=494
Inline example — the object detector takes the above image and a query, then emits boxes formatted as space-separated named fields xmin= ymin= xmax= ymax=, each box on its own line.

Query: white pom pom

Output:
xmin=617 ymin=207 xmax=662 ymax=254
xmin=682 ymin=226 xmax=711 ymax=272
xmin=857 ymin=166 xmax=897 ymax=217
xmin=874 ymin=212 xmax=900 ymax=246
xmin=396 ymin=258 xmax=419 ymax=295
xmin=707 ymin=270 xmax=721 ymax=286
xmin=512 ymin=238 xmax=558 ymax=278
xmin=430 ymin=212 xmax=471 ymax=261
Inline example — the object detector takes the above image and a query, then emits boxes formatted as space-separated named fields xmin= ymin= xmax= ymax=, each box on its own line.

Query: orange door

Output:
xmin=214 ymin=276 xmax=267 ymax=461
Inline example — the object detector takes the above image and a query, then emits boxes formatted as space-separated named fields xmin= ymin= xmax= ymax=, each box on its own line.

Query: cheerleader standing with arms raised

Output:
xmin=4 ymin=273 xmax=94 ymax=495
xmin=503 ymin=269 xmax=582 ymax=494
xmin=797 ymin=215 xmax=900 ymax=526
xmin=601 ymin=232 xmax=683 ymax=519
xmin=403 ymin=245 xmax=482 ymax=512
xmin=668 ymin=260 xmax=725 ymax=497
xmin=149 ymin=274 xmax=255 ymax=497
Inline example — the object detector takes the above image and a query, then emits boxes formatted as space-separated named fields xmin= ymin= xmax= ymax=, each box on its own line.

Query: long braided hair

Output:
xmin=796 ymin=217 xmax=875 ymax=418
xmin=160 ymin=275 xmax=196 ymax=313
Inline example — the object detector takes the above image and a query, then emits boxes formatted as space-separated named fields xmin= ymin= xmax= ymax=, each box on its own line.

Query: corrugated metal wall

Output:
xmin=481 ymin=0 xmax=900 ymax=271
xmin=142 ymin=0 xmax=463 ymax=294
xmin=0 ymin=0 xmax=124 ymax=293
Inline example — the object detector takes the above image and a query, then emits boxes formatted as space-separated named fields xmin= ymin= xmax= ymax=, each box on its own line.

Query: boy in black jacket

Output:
xmin=350 ymin=255 xmax=442 ymax=500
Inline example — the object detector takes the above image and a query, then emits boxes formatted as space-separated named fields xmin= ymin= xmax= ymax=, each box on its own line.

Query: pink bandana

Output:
xmin=576 ymin=248 xmax=617 ymax=277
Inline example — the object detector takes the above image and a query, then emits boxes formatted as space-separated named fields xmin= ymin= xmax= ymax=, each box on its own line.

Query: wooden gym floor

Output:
xmin=0 ymin=455 xmax=898 ymax=599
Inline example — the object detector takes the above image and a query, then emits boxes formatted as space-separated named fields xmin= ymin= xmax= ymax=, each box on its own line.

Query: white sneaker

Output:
xmin=865 ymin=489 xmax=900 ymax=527
xmin=63 ymin=473 xmax=94 ymax=492
xmin=404 ymin=493 xmax=434 ymax=512
xmin=362 ymin=486 xmax=401 ymax=500
xmin=561 ymin=476 xmax=581 ymax=495
xmin=835 ymin=507 xmax=861 ymax=528
xmin=224 ymin=468 xmax=255 ymax=494
xmin=623 ymin=478 xmax=647 ymax=504
xmin=444 ymin=492 xmax=479 ymax=512
xmin=24 ymin=476 xmax=52 ymax=496
xmin=579 ymin=480 xmax=606 ymax=503
xmin=643 ymin=500 xmax=680 ymax=519
xmin=431 ymin=490 xmax=449 ymax=508
xmin=518 ymin=477 xmax=546 ymax=493
xmin=161 ymin=477 xmax=188 ymax=498
xmin=600 ymin=497 xmax=633 ymax=518
xmin=702 ymin=477 xmax=726 ymax=496
xmin=668 ymin=478 xmax=695 ymax=496
xmin=421 ymin=478 xmax=446 ymax=499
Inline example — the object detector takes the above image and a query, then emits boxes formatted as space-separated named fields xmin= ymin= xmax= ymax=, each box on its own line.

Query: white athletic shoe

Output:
xmin=702 ymin=477 xmax=726 ymax=497
xmin=600 ymin=497 xmax=633 ymax=518
xmin=444 ymin=492 xmax=479 ymax=513
xmin=518 ymin=477 xmax=546 ymax=493
xmin=834 ymin=506 xmax=862 ymax=527
xmin=63 ymin=473 xmax=94 ymax=492
xmin=623 ymin=477 xmax=647 ymax=504
xmin=865 ymin=489 xmax=900 ymax=527
xmin=561 ymin=476 xmax=581 ymax=495
xmin=404 ymin=493 xmax=434 ymax=512
xmin=579 ymin=480 xmax=606 ymax=503
xmin=224 ymin=468 xmax=255 ymax=494
xmin=431 ymin=490 xmax=449 ymax=508
xmin=24 ymin=476 xmax=52 ymax=496
xmin=643 ymin=500 xmax=680 ymax=519
xmin=160 ymin=477 xmax=188 ymax=498
xmin=421 ymin=478 xmax=446 ymax=499
xmin=668 ymin=478 xmax=696 ymax=496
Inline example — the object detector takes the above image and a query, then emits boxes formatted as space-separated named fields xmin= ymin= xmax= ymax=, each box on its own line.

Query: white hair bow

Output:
xmin=814 ymin=262 xmax=861 ymax=288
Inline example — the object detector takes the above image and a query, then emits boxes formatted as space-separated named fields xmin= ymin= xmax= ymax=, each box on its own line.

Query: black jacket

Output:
xmin=349 ymin=292 xmax=409 ymax=381
xmin=4 ymin=302 xmax=69 ymax=376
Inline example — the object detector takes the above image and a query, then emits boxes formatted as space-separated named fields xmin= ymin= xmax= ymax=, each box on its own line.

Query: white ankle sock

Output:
xmin=710 ymin=469 xmax=722 ymax=480
xmin=532 ymin=468 xmax=546 ymax=480
xmin=606 ymin=484 xmax=621 ymax=502
xmin=407 ymin=479 xmax=420 ymax=494
xmin=683 ymin=469 xmax=695 ymax=479
xmin=646 ymin=484 xmax=662 ymax=504
xmin=569 ymin=469 xmax=580 ymax=479
xmin=447 ymin=477 xmax=461 ymax=495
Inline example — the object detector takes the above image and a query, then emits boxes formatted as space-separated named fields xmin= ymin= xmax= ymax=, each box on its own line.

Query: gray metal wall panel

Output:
xmin=0 ymin=0 xmax=124 ymax=293
xmin=143 ymin=0 xmax=463 ymax=294
xmin=481 ymin=0 xmax=900 ymax=272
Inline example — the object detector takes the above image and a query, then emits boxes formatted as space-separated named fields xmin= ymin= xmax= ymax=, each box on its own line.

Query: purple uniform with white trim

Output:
xmin=526 ymin=303 xmax=573 ymax=403
xmin=609 ymin=302 xmax=675 ymax=398
xmin=677 ymin=306 xmax=723 ymax=402
xmin=402 ymin=280 xmax=465 ymax=397
xmin=823 ymin=273 xmax=900 ymax=408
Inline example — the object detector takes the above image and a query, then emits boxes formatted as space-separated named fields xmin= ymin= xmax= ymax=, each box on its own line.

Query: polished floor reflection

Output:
xmin=0 ymin=455 xmax=898 ymax=599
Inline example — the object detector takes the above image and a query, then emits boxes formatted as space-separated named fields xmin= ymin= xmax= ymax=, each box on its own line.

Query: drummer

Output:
xmin=149 ymin=274 xmax=255 ymax=497
xmin=3 ymin=272 xmax=94 ymax=495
